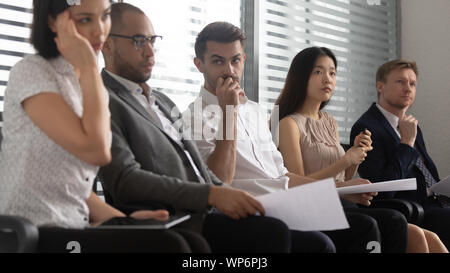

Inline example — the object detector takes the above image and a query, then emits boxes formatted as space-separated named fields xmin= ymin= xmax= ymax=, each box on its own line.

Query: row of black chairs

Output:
xmin=0 ymin=130 xmax=424 ymax=252
xmin=340 ymin=143 xmax=424 ymax=226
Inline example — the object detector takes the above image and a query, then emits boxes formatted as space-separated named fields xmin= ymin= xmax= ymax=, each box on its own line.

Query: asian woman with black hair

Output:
xmin=274 ymin=47 xmax=447 ymax=253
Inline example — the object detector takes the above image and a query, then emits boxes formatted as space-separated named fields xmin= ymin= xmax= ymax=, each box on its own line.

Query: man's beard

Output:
xmin=114 ymin=52 xmax=151 ymax=83
xmin=386 ymin=97 xmax=412 ymax=110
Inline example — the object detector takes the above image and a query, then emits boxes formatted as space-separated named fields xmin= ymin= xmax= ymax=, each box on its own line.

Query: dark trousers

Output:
xmin=37 ymin=226 xmax=210 ymax=253
xmin=345 ymin=207 xmax=408 ymax=253
xmin=423 ymin=199 xmax=450 ymax=249
xmin=202 ymin=213 xmax=335 ymax=253
xmin=324 ymin=211 xmax=381 ymax=253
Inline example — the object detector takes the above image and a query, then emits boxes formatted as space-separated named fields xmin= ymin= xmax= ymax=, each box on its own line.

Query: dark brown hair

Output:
xmin=195 ymin=22 xmax=246 ymax=61
xmin=31 ymin=0 xmax=113 ymax=59
xmin=31 ymin=0 xmax=71 ymax=59
xmin=110 ymin=2 xmax=145 ymax=34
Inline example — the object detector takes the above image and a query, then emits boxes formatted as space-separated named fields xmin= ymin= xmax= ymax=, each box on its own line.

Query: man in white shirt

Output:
xmin=351 ymin=59 xmax=450 ymax=248
xmin=183 ymin=22 xmax=402 ymax=253
xmin=184 ymin=22 xmax=374 ymax=202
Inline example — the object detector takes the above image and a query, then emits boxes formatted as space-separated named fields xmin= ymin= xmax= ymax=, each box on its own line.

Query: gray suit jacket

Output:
xmin=99 ymin=70 xmax=223 ymax=222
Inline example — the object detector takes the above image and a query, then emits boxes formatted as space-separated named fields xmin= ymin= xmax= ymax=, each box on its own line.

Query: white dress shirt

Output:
xmin=376 ymin=103 xmax=401 ymax=138
xmin=184 ymin=86 xmax=289 ymax=196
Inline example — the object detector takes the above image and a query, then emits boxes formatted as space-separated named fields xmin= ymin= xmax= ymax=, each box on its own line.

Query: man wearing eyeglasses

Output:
xmin=98 ymin=3 xmax=316 ymax=253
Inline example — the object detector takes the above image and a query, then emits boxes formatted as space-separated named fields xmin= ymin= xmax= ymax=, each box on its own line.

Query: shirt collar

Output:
xmin=105 ymin=69 xmax=152 ymax=98
xmin=376 ymin=103 xmax=399 ymax=131
xmin=199 ymin=86 xmax=219 ymax=106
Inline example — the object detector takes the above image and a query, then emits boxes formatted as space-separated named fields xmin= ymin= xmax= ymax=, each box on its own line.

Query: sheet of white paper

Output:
xmin=337 ymin=178 xmax=417 ymax=195
xmin=430 ymin=175 xmax=450 ymax=197
xmin=255 ymin=178 xmax=349 ymax=231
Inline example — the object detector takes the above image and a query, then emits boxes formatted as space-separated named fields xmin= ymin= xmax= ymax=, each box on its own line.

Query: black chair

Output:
xmin=0 ymin=176 xmax=106 ymax=253
xmin=341 ymin=143 xmax=424 ymax=226
xmin=0 ymin=215 xmax=39 ymax=253
xmin=0 ymin=179 xmax=196 ymax=253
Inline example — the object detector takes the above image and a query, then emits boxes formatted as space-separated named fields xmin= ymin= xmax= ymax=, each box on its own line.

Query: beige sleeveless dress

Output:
xmin=289 ymin=112 xmax=346 ymax=182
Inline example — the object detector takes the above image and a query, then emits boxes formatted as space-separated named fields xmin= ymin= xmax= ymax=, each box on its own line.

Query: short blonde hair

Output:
xmin=376 ymin=59 xmax=419 ymax=83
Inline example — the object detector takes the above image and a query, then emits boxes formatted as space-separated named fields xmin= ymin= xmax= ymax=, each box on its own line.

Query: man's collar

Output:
xmin=376 ymin=103 xmax=399 ymax=131
xmin=199 ymin=86 xmax=219 ymax=106
xmin=104 ymin=69 xmax=151 ymax=97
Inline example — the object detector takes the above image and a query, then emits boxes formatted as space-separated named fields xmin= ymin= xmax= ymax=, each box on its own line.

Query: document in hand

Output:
xmin=337 ymin=178 xmax=417 ymax=195
xmin=255 ymin=178 xmax=349 ymax=231
xmin=430 ymin=175 xmax=450 ymax=197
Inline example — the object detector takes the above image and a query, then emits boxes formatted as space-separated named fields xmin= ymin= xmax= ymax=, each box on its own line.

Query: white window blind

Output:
xmin=257 ymin=0 xmax=398 ymax=143
xmin=125 ymin=0 xmax=242 ymax=112
xmin=0 ymin=0 xmax=399 ymax=144
xmin=0 ymin=0 xmax=34 ymax=127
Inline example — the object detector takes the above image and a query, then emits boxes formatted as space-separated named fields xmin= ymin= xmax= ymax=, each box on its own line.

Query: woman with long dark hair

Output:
xmin=274 ymin=46 xmax=447 ymax=253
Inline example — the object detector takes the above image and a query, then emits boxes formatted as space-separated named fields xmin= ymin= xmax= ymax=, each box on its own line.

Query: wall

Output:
xmin=401 ymin=0 xmax=450 ymax=178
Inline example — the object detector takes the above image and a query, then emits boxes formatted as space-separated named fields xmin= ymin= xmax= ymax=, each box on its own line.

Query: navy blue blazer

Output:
xmin=350 ymin=103 xmax=440 ymax=205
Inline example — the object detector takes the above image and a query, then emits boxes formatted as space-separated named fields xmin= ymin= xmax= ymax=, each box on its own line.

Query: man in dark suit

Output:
xmin=98 ymin=3 xmax=335 ymax=253
xmin=351 ymin=59 xmax=450 ymax=248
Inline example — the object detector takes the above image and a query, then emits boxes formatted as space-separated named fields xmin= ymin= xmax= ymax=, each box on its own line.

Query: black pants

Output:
xmin=423 ymin=199 xmax=450 ymax=249
xmin=324 ymin=211 xmax=381 ymax=253
xmin=344 ymin=207 xmax=408 ymax=253
xmin=37 ymin=227 xmax=210 ymax=253
xmin=202 ymin=213 xmax=335 ymax=253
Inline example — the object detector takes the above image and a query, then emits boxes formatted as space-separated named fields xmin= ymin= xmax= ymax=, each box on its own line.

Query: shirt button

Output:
xmin=83 ymin=217 xmax=88 ymax=222
xmin=85 ymin=177 xmax=89 ymax=182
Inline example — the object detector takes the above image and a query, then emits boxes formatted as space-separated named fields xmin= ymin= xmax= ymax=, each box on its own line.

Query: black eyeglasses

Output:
xmin=109 ymin=34 xmax=163 ymax=50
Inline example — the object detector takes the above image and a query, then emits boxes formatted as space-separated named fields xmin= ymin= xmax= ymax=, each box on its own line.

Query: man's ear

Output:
xmin=194 ymin=57 xmax=204 ymax=73
xmin=376 ymin=81 xmax=384 ymax=96
xmin=48 ymin=15 xmax=57 ymax=33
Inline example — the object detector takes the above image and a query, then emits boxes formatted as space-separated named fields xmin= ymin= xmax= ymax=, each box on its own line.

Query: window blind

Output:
xmin=0 ymin=0 xmax=34 ymax=127
xmin=125 ymin=0 xmax=242 ymax=112
xmin=257 ymin=0 xmax=398 ymax=143
xmin=0 ymin=0 xmax=399 ymax=144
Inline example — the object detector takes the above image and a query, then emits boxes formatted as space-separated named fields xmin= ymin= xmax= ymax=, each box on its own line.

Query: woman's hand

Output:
xmin=345 ymin=130 xmax=373 ymax=166
xmin=342 ymin=192 xmax=377 ymax=206
xmin=353 ymin=129 xmax=373 ymax=149
xmin=337 ymin=178 xmax=378 ymax=206
xmin=345 ymin=146 xmax=369 ymax=165
xmin=128 ymin=210 xmax=170 ymax=221
xmin=53 ymin=11 xmax=97 ymax=71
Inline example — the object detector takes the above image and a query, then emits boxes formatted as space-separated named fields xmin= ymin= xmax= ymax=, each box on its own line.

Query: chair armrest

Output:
xmin=0 ymin=215 xmax=39 ymax=253
xmin=369 ymin=199 xmax=414 ymax=222
xmin=409 ymin=201 xmax=425 ymax=226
